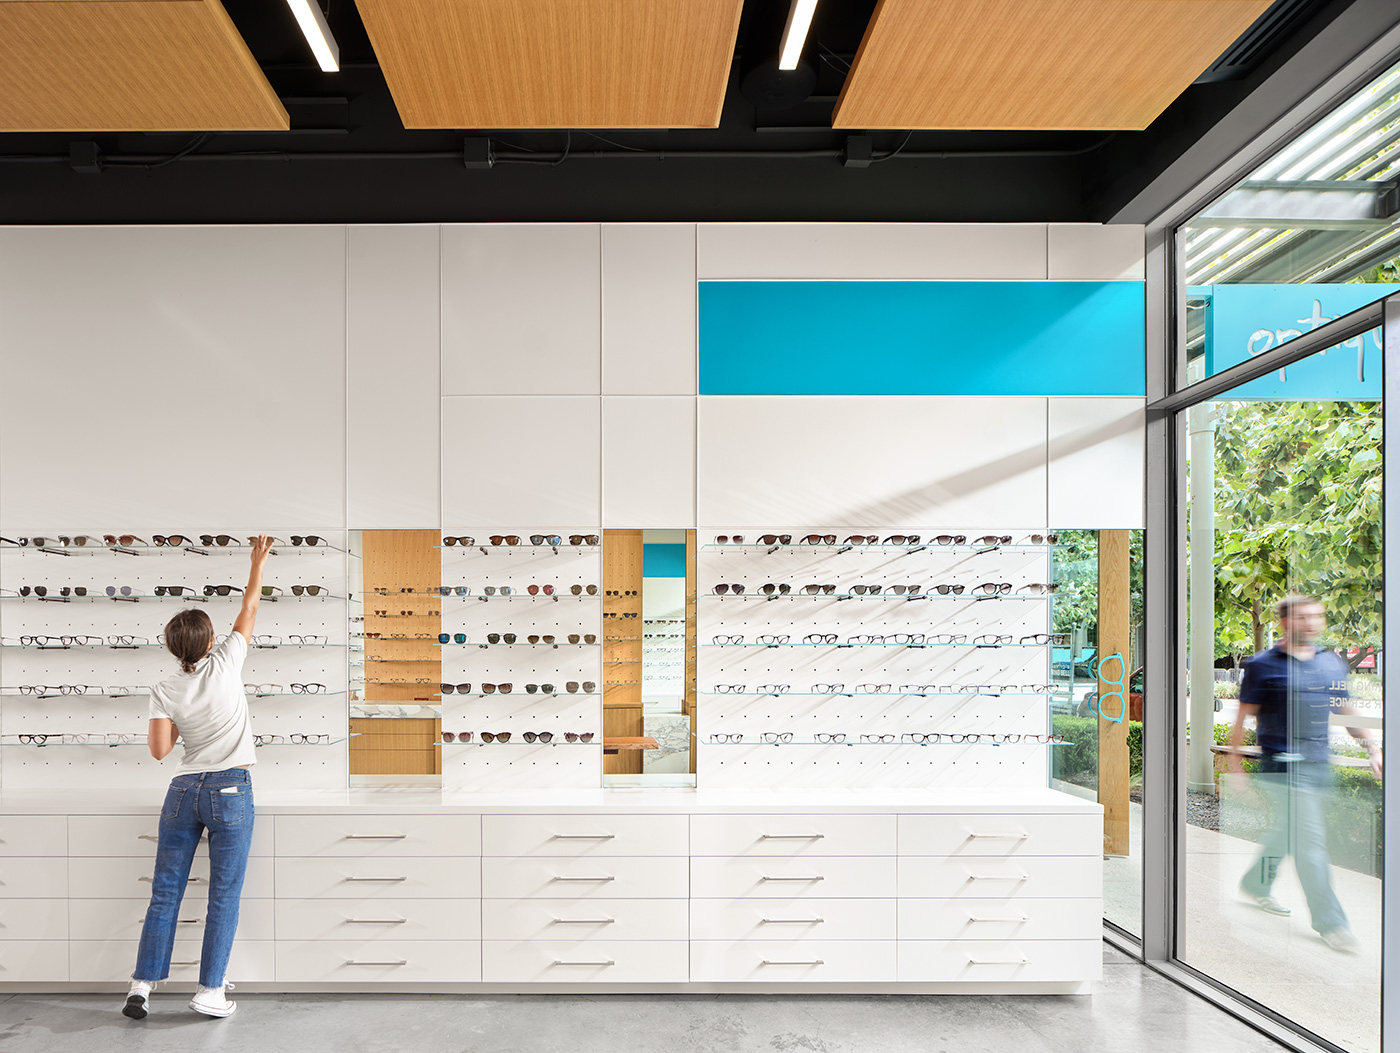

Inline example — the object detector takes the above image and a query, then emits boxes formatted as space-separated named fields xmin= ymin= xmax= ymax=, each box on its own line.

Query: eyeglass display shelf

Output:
xmin=435 ymin=544 xmax=602 ymax=553
xmin=701 ymin=640 xmax=1056 ymax=649
xmin=0 ymin=641 xmax=345 ymax=650
xmin=698 ymin=690 xmax=1054 ymax=698
xmin=433 ymin=739 xmax=600 ymax=747
xmin=700 ymin=541 xmax=1066 ymax=552
xmin=3 ymin=543 xmax=352 ymax=557
xmin=436 ymin=641 xmax=601 ymax=649
xmin=431 ymin=691 xmax=600 ymax=699
xmin=434 ymin=594 xmax=600 ymax=602
xmin=2 ymin=735 xmax=360 ymax=747
xmin=254 ymin=734 xmax=361 ymax=747
xmin=361 ymin=613 xmax=442 ymax=619
xmin=703 ymin=738 xmax=1072 ymax=747
xmin=0 ymin=593 xmax=345 ymax=603
xmin=702 ymin=592 xmax=1055 ymax=602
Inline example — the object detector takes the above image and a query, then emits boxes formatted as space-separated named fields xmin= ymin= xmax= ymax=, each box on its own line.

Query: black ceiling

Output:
xmin=0 ymin=0 xmax=1361 ymax=226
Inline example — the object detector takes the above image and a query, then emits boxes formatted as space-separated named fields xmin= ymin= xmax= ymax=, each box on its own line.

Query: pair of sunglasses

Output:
xmin=290 ymin=536 xmax=325 ymax=546
xmin=199 ymin=534 xmax=243 ymax=547
xmin=486 ymin=633 xmax=517 ymax=644
xmin=443 ymin=536 xmax=475 ymax=546
xmin=526 ymin=585 xmax=555 ymax=596
xmin=569 ymin=535 xmax=600 ymax=546
xmin=104 ymin=534 xmax=147 ymax=547
xmin=292 ymin=585 xmax=329 ymax=596
xmin=714 ymin=535 xmax=745 ymax=544
xmin=567 ymin=634 xmax=597 ymax=644
xmin=438 ymin=633 xmax=469 ymax=644
xmin=153 ymin=586 xmax=191 ymax=597
xmin=531 ymin=535 xmax=562 ymax=546
xmin=570 ymin=585 xmax=599 ymax=596
xmin=480 ymin=732 xmax=512 ymax=742
xmin=713 ymin=583 xmax=745 ymax=595
xmin=204 ymin=584 xmax=243 ymax=596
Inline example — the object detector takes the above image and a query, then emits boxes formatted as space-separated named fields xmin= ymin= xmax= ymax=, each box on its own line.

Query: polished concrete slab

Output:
xmin=0 ymin=947 xmax=1295 ymax=1053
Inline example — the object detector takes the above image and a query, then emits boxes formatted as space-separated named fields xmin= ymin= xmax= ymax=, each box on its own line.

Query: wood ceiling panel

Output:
xmin=352 ymin=0 xmax=745 ymax=129
xmin=0 ymin=0 xmax=288 ymax=132
xmin=833 ymin=0 xmax=1274 ymax=131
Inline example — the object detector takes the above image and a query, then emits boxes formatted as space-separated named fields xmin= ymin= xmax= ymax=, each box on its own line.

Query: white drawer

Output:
xmin=690 ymin=898 xmax=895 ymax=942
xmin=482 ymin=898 xmax=688 ymax=941
xmin=483 ymin=939 xmax=688 ymax=983
xmin=899 ymin=898 xmax=1102 ymax=941
xmin=70 ymin=939 xmax=275 ymax=982
xmin=0 ymin=899 xmax=68 ymax=940
xmin=691 ymin=814 xmax=896 ymax=857
xmin=275 ymin=856 xmax=480 ymax=899
xmin=69 ymin=855 xmax=274 ymax=899
xmin=0 ymin=816 xmax=66 ymax=856
xmin=898 ymin=939 xmax=1102 ymax=982
xmin=276 ymin=814 xmax=480 ymax=857
xmin=69 ymin=898 xmax=275 ymax=942
xmin=276 ymin=898 xmax=481 ymax=942
xmin=691 ymin=856 xmax=896 ymax=899
xmin=898 ymin=814 xmax=1101 ymax=857
xmin=898 ymin=856 xmax=1101 ymax=899
xmin=482 ymin=857 xmax=688 ymax=900
xmin=0 ymin=857 xmax=66 ymax=898
xmin=276 ymin=940 xmax=480 ymax=982
xmin=0 ymin=941 xmax=68 ymax=980
xmin=68 ymin=814 xmax=275 ymax=857
xmin=691 ymin=940 xmax=895 ymax=982
xmin=482 ymin=814 xmax=687 ymax=857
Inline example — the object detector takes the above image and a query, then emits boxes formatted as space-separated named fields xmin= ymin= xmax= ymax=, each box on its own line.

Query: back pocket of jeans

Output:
xmin=161 ymin=787 xmax=186 ymax=820
xmin=212 ymin=787 xmax=247 ymax=825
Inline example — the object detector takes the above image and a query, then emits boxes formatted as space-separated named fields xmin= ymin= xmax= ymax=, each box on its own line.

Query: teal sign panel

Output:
xmin=1196 ymin=283 xmax=1397 ymax=400
xmin=698 ymin=281 xmax=1145 ymax=396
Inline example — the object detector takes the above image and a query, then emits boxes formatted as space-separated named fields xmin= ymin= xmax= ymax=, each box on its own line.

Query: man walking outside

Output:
xmin=1228 ymin=595 xmax=1381 ymax=953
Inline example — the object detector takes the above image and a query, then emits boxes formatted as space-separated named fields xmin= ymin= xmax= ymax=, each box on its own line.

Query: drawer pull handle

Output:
xmin=345 ymin=917 xmax=408 ymax=924
xmin=761 ymin=959 xmax=825 ymax=966
xmin=346 ymin=959 xmax=408 ymax=966
xmin=967 ymin=914 xmax=1029 ymax=923
xmin=170 ymin=960 xmax=201 ymax=966
xmin=759 ymin=875 xmax=824 ymax=882
xmin=552 ymin=959 xmax=615 ymax=967
xmin=966 ymin=871 xmax=1027 ymax=881
xmin=551 ymin=917 xmax=616 ymax=924
xmin=760 ymin=918 xmax=825 ymax=924
xmin=344 ymin=834 xmax=408 ymax=840
xmin=550 ymin=875 xmax=616 ymax=882
xmin=968 ymin=957 xmax=1029 ymax=965
xmin=967 ymin=832 xmax=1028 ymax=840
xmin=760 ymin=834 xmax=825 ymax=840
xmin=551 ymin=833 xmax=616 ymax=840
xmin=344 ymin=876 xmax=408 ymax=882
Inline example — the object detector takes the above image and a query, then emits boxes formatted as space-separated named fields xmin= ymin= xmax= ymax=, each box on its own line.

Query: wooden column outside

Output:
xmin=1097 ymin=529 xmax=1131 ymax=856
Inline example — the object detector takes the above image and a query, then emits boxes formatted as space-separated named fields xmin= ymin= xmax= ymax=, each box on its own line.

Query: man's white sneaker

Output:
xmin=1322 ymin=928 xmax=1362 ymax=954
xmin=123 ymin=980 xmax=155 ymax=1020
xmin=1244 ymin=893 xmax=1292 ymax=916
xmin=190 ymin=982 xmax=236 ymax=1018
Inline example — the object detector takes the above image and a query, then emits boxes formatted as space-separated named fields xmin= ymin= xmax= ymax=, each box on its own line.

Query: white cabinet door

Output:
xmin=483 ymin=939 xmax=689 ymax=983
xmin=70 ymin=940 xmax=275 ymax=982
xmin=275 ymin=899 xmax=481 ymax=942
xmin=274 ymin=856 xmax=481 ymax=900
xmin=482 ymin=898 xmax=688 ymax=941
xmin=898 ymin=856 xmax=1101 ymax=899
xmin=898 ymin=939 xmax=1102 ymax=982
xmin=691 ymin=940 xmax=896 ymax=982
xmin=0 ymin=816 xmax=66 ymax=856
xmin=276 ymin=940 xmax=481 ymax=982
xmin=68 ymin=814 xmax=274 ymax=857
xmin=0 ymin=898 xmax=68 ymax=940
xmin=69 ymin=856 xmax=274 ymax=899
xmin=690 ymin=898 xmax=895 ymax=941
xmin=898 ymin=898 xmax=1101 ymax=941
xmin=481 ymin=814 xmax=687 ymax=858
xmin=275 ymin=814 xmax=481 ymax=857
xmin=691 ymin=856 xmax=896 ymax=899
xmin=481 ymin=857 xmax=688 ymax=900
xmin=691 ymin=814 xmax=896 ymax=857
xmin=0 ymin=858 xmax=67 ymax=898
xmin=898 ymin=813 xmax=1100 ymax=857
xmin=0 ymin=941 xmax=68 ymax=980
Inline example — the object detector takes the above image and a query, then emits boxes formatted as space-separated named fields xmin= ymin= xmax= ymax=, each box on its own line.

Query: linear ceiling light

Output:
xmin=778 ymin=0 xmax=818 ymax=70
xmin=285 ymin=0 xmax=340 ymax=72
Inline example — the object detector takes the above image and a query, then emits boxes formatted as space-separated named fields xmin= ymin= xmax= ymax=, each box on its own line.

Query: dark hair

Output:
xmin=164 ymin=609 xmax=214 ymax=674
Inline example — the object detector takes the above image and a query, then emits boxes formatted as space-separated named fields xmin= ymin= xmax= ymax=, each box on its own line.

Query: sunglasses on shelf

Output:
xmin=756 ymin=534 xmax=792 ymax=545
xmin=570 ymin=584 xmax=599 ymax=596
xmin=527 ymin=635 xmax=556 ymax=645
xmin=441 ymin=731 xmax=473 ymax=743
xmin=490 ymin=536 xmax=521 ymax=546
xmin=566 ymin=634 xmax=597 ymax=645
xmin=486 ymin=633 xmax=518 ymax=645
xmin=564 ymin=682 xmax=596 ymax=693
xmin=714 ymin=535 xmax=745 ymax=544
xmin=1020 ymin=583 xmax=1060 ymax=594
xmin=974 ymin=535 xmax=1012 ymax=546
xmin=290 ymin=536 xmax=325 ymax=547
xmin=568 ymin=535 xmax=600 ymax=546
xmin=524 ymin=684 xmax=556 ymax=695
xmin=564 ymin=732 xmax=596 ymax=743
xmin=530 ymin=535 xmax=562 ymax=546
xmin=482 ymin=683 xmax=513 ymax=694
xmin=802 ymin=534 xmax=836 ymax=545
xmin=1025 ymin=533 xmax=1059 ymax=544
xmin=974 ymin=582 xmax=1012 ymax=595
xmin=526 ymin=585 xmax=556 ymax=596
xmin=758 ymin=583 xmax=791 ymax=595
xmin=851 ymin=585 xmax=882 ymax=595
xmin=199 ymin=535 xmax=242 ymax=547
xmin=522 ymin=731 xmax=554 ymax=743
xmin=104 ymin=534 xmax=147 ymax=547
xmin=713 ymin=583 xmax=745 ymax=595
xmin=479 ymin=731 xmax=512 ymax=743
xmin=801 ymin=584 xmax=836 ymax=595
xmin=204 ymin=585 xmax=243 ymax=596
xmin=931 ymin=583 xmax=966 ymax=595
xmin=152 ymin=535 xmax=190 ymax=547
xmin=443 ymin=536 xmax=476 ymax=546
xmin=882 ymin=535 xmax=921 ymax=545
xmin=291 ymin=585 xmax=328 ymax=596
xmin=438 ymin=633 xmax=470 ymax=644
xmin=440 ymin=684 xmax=472 ymax=694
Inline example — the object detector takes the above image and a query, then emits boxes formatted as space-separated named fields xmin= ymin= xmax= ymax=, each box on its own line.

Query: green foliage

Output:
xmin=1050 ymin=716 xmax=1144 ymax=782
xmin=1211 ymin=399 xmax=1382 ymax=665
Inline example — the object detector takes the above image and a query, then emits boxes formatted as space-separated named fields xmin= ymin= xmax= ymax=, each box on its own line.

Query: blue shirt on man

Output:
xmin=1239 ymin=644 xmax=1348 ymax=763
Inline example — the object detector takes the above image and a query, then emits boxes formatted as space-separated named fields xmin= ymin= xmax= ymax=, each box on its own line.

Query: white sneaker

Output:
xmin=123 ymin=980 xmax=155 ymax=1020
xmin=1322 ymin=928 xmax=1362 ymax=954
xmin=190 ymin=982 xmax=236 ymax=1018
xmin=1245 ymin=893 xmax=1292 ymax=916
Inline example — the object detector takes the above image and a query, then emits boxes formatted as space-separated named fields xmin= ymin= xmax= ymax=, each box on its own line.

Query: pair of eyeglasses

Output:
xmin=604 ymin=589 xmax=637 ymax=596
xmin=714 ymin=535 xmax=745 ymax=544
xmin=150 ymin=586 xmax=190 ymax=596
xmin=927 ymin=633 xmax=967 ymax=645
xmin=756 ymin=684 xmax=790 ymax=694
xmin=531 ymin=535 xmax=562 ymax=546
xmin=1020 ymin=583 xmax=1060 ymax=594
xmin=441 ymin=731 xmax=472 ymax=742
xmin=153 ymin=535 xmax=189 ymax=547
xmin=528 ymin=635 xmax=557 ymax=645
xmin=480 ymin=731 xmax=512 ymax=742
xmin=851 ymin=585 xmax=882 ymax=595
xmin=815 ymin=732 xmax=847 ymax=743
xmin=754 ymin=634 xmax=789 ymax=645
xmin=292 ymin=683 xmax=328 ymax=693
xmin=1019 ymin=633 xmax=1068 ymax=645
xmin=565 ymin=682 xmax=597 ymax=693
xmin=198 ymin=534 xmax=243 ymax=547
xmin=755 ymin=534 xmax=792 ymax=545
xmin=1025 ymin=533 xmax=1059 ymax=544
xmin=860 ymin=733 xmax=896 ymax=743
xmin=856 ymin=684 xmax=892 ymax=693
xmin=974 ymin=633 xmax=1013 ymax=646
xmin=564 ymin=732 xmax=595 ymax=742
xmin=761 ymin=732 xmax=794 ymax=743
xmin=19 ymin=684 xmax=100 ymax=694
xmin=712 ymin=635 xmax=744 ymax=645
xmin=930 ymin=584 xmax=965 ymax=595
xmin=256 ymin=734 xmax=331 ymax=745
xmin=246 ymin=683 xmax=285 ymax=695
xmin=250 ymin=635 xmax=282 ymax=646
xmin=709 ymin=733 xmax=744 ymax=742
xmin=758 ymin=583 xmax=791 ymax=596
xmin=602 ymin=612 xmax=638 ymax=619
xmin=482 ymin=586 xmax=513 ymax=596
xmin=20 ymin=635 xmax=103 ymax=646
xmin=523 ymin=731 xmax=554 ymax=742
xmin=524 ymin=684 xmax=556 ymax=694
xmin=290 ymin=536 xmax=325 ymax=547
xmin=801 ymin=534 xmax=837 ymax=545
xmin=974 ymin=534 xmax=1012 ymax=546
xmin=975 ymin=583 xmax=1011 ymax=595
xmin=569 ymin=535 xmax=600 ymax=546
xmin=439 ymin=633 xmax=470 ymax=644
xmin=486 ymin=633 xmax=517 ymax=644
xmin=527 ymin=585 xmax=556 ymax=596
xmin=883 ymin=535 xmax=921 ymax=545
xmin=108 ymin=635 xmax=150 ymax=646
xmin=567 ymin=634 xmax=597 ymax=644
xmin=713 ymin=583 xmax=744 ymax=595
xmin=430 ymin=586 xmax=471 ymax=596
xmin=287 ymin=635 xmax=328 ymax=645
xmin=812 ymin=683 xmax=847 ymax=693
xmin=801 ymin=633 xmax=837 ymax=644
xmin=443 ymin=536 xmax=476 ymax=546
xmin=103 ymin=534 xmax=147 ymax=547
xmin=204 ymin=584 xmax=243 ymax=596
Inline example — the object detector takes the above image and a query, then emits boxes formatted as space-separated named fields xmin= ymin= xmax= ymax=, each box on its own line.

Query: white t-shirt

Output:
xmin=148 ymin=632 xmax=255 ymax=776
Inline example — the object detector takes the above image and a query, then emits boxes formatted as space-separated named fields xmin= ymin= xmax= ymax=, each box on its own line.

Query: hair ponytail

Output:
xmin=164 ymin=608 xmax=214 ymax=673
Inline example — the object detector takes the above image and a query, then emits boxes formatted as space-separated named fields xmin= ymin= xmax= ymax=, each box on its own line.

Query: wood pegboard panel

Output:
xmin=355 ymin=529 xmax=442 ymax=776
xmin=603 ymin=529 xmax=643 ymax=774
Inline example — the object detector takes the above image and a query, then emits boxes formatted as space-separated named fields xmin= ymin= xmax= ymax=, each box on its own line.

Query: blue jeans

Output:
xmin=1239 ymin=760 xmax=1349 ymax=935
xmin=132 ymin=768 xmax=254 ymax=989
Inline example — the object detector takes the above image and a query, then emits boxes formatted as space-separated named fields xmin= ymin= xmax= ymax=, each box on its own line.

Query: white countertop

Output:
xmin=0 ymin=786 xmax=1101 ymax=815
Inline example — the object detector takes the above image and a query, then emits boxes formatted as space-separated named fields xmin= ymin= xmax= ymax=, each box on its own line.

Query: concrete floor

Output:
xmin=0 ymin=947 xmax=1298 ymax=1053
